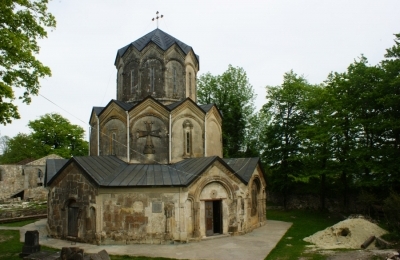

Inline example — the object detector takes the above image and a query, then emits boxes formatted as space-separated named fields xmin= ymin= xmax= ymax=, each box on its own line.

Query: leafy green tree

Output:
xmin=28 ymin=113 xmax=88 ymax=158
xmin=0 ymin=113 xmax=88 ymax=163
xmin=324 ymin=70 xmax=358 ymax=211
xmin=244 ymin=109 xmax=270 ymax=157
xmin=298 ymin=85 xmax=337 ymax=210
xmin=197 ymin=65 xmax=256 ymax=157
xmin=377 ymin=33 xmax=400 ymax=190
xmin=261 ymin=71 xmax=312 ymax=208
xmin=0 ymin=133 xmax=40 ymax=163
xmin=0 ymin=0 xmax=56 ymax=125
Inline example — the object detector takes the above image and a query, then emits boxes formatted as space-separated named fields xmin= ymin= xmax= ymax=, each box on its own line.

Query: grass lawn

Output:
xmin=265 ymin=209 xmax=343 ymax=260
xmin=0 ymin=229 xmax=178 ymax=260
xmin=2 ymin=211 xmax=388 ymax=260
xmin=0 ymin=230 xmax=58 ymax=260
xmin=0 ymin=219 xmax=38 ymax=227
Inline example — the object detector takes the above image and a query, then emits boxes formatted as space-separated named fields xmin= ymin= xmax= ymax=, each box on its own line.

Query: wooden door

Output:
xmin=68 ymin=203 xmax=79 ymax=237
xmin=205 ymin=201 xmax=213 ymax=236
xmin=213 ymin=200 xmax=222 ymax=234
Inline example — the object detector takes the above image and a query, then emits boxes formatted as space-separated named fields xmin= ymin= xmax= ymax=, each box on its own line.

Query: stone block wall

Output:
xmin=98 ymin=189 xmax=181 ymax=244
xmin=47 ymin=162 xmax=98 ymax=243
xmin=0 ymin=155 xmax=62 ymax=200
xmin=0 ymin=165 xmax=24 ymax=198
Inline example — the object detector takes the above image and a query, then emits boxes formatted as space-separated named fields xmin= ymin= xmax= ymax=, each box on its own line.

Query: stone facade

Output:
xmin=90 ymin=97 xmax=223 ymax=164
xmin=115 ymin=30 xmax=199 ymax=105
xmin=47 ymin=162 xmax=98 ymax=242
xmin=0 ymin=154 xmax=62 ymax=200
xmin=46 ymin=29 xmax=267 ymax=245
xmin=46 ymin=158 xmax=266 ymax=244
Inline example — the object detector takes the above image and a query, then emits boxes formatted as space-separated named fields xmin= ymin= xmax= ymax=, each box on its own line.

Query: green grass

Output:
xmin=0 ymin=219 xmax=37 ymax=227
xmin=0 ymin=230 xmax=58 ymax=260
xmin=0 ymin=230 xmax=23 ymax=260
xmin=265 ymin=209 xmax=343 ymax=260
xmin=0 ymin=229 xmax=169 ymax=260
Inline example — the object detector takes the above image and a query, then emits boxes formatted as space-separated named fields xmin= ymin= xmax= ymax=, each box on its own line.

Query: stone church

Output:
xmin=45 ymin=28 xmax=267 ymax=245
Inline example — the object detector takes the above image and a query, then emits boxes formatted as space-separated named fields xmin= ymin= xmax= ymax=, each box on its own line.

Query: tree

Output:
xmin=197 ymin=65 xmax=256 ymax=157
xmin=376 ymin=33 xmax=400 ymax=191
xmin=244 ymin=109 xmax=270 ymax=157
xmin=0 ymin=133 xmax=39 ymax=163
xmin=28 ymin=113 xmax=88 ymax=158
xmin=261 ymin=71 xmax=312 ymax=208
xmin=0 ymin=113 xmax=88 ymax=163
xmin=0 ymin=0 xmax=56 ymax=125
xmin=0 ymin=134 xmax=10 ymax=154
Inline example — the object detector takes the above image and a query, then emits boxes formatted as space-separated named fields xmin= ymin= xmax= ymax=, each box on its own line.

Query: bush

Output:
xmin=383 ymin=191 xmax=400 ymax=233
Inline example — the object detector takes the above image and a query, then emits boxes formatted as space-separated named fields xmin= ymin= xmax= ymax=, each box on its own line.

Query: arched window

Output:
xmin=186 ymin=132 xmax=190 ymax=154
xmin=149 ymin=67 xmax=155 ymax=93
xmin=189 ymin=72 xmax=192 ymax=98
xmin=111 ymin=132 xmax=117 ymax=155
xmin=37 ymin=169 xmax=43 ymax=186
xmin=182 ymin=120 xmax=193 ymax=158
xmin=130 ymin=70 xmax=135 ymax=94
xmin=117 ymin=68 xmax=123 ymax=99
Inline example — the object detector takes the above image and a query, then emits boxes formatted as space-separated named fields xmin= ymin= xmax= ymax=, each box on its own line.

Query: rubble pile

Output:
xmin=304 ymin=217 xmax=388 ymax=249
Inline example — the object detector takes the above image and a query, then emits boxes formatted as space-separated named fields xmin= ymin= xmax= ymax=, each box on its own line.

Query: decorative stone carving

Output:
xmin=136 ymin=121 xmax=161 ymax=154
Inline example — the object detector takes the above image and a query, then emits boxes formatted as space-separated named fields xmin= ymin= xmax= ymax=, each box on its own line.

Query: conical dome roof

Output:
xmin=115 ymin=29 xmax=199 ymax=65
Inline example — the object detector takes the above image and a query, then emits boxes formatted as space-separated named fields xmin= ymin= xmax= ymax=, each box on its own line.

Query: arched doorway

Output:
xmin=68 ymin=201 xmax=79 ymax=237
xmin=198 ymin=181 xmax=232 ymax=237
xmin=205 ymin=200 xmax=222 ymax=236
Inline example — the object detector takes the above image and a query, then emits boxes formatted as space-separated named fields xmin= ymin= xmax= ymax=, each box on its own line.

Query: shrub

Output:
xmin=383 ymin=191 xmax=400 ymax=233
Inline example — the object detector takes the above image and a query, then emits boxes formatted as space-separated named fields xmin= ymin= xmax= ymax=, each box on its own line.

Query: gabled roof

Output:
xmin=92 ymin=107 xmax=104 ymax=116
xmin=199 ymin=104 xmax=216 ymax=113
xmin=113 ymin=99 xmax=135 ymax=111
xmin=91 ymin=97 xmax=219 ymax=121
xmin=115 ymin=29 xmax=199 ymax=65
xmin=45 ymin=158 xmax=69 ymax=186
xmin=223 ymin=157 xmax=262 ymax=183
xmin=46 ymin=156 xmax=258 ymax=187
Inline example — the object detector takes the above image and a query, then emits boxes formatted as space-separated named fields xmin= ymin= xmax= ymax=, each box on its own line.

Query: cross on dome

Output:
xmin=152 ymin=11 xmax=164 ymax=28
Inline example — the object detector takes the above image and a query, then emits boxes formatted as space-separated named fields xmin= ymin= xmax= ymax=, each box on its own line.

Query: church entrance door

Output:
xmin=68 ymin=201 xmax=79 ymax=237
xmin=205 ymin=200 xmax=222 ymax=236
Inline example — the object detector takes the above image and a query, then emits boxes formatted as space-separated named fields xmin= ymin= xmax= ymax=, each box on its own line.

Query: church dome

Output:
xmin=114 ymin=29 xmax=199 ymax=105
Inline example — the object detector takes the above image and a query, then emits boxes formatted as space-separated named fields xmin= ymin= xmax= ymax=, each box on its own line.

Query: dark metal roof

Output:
xmin=93 ymin=107 xmax=104 ymax=116
xmin=113 ymin=99 xmax=135 ymax=111
xmin=45 ymin=159 xmax=69 ymax=186
xmin=199 ymin=104 xmax=215 ymax=113
xmin=115 ymin=29 xmax=199 ymax=65
xmin=46 ymin=156 xmax=258 ymax=187
xmin=166 ymin=99 xmax=186 ymax=110
xmin=223 ymin=158 xmax=261 ymax=183
xmin=93 ymin=98 xmax=217 ymax=120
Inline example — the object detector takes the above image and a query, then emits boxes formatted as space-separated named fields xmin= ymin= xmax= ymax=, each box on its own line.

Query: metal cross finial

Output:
xmin=152 ymin=11 xmax=164 ymax=28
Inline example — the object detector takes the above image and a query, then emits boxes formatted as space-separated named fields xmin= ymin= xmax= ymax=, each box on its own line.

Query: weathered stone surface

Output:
xmin=47 ymin=29 xmax=267 ymax=246
xmin=20 ymin=230 xmax=41 ymax=257
xmin=61 ymin=247 xmax=84 ymax=260
xmin=22 ymin=251 xmax=60 ymax=260
xmin=0 ymin=154 xmax=62 ymax=200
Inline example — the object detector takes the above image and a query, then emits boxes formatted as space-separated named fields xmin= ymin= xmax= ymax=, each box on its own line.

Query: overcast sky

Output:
xmin=1 ymin=0 xmax=400 ymax=140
